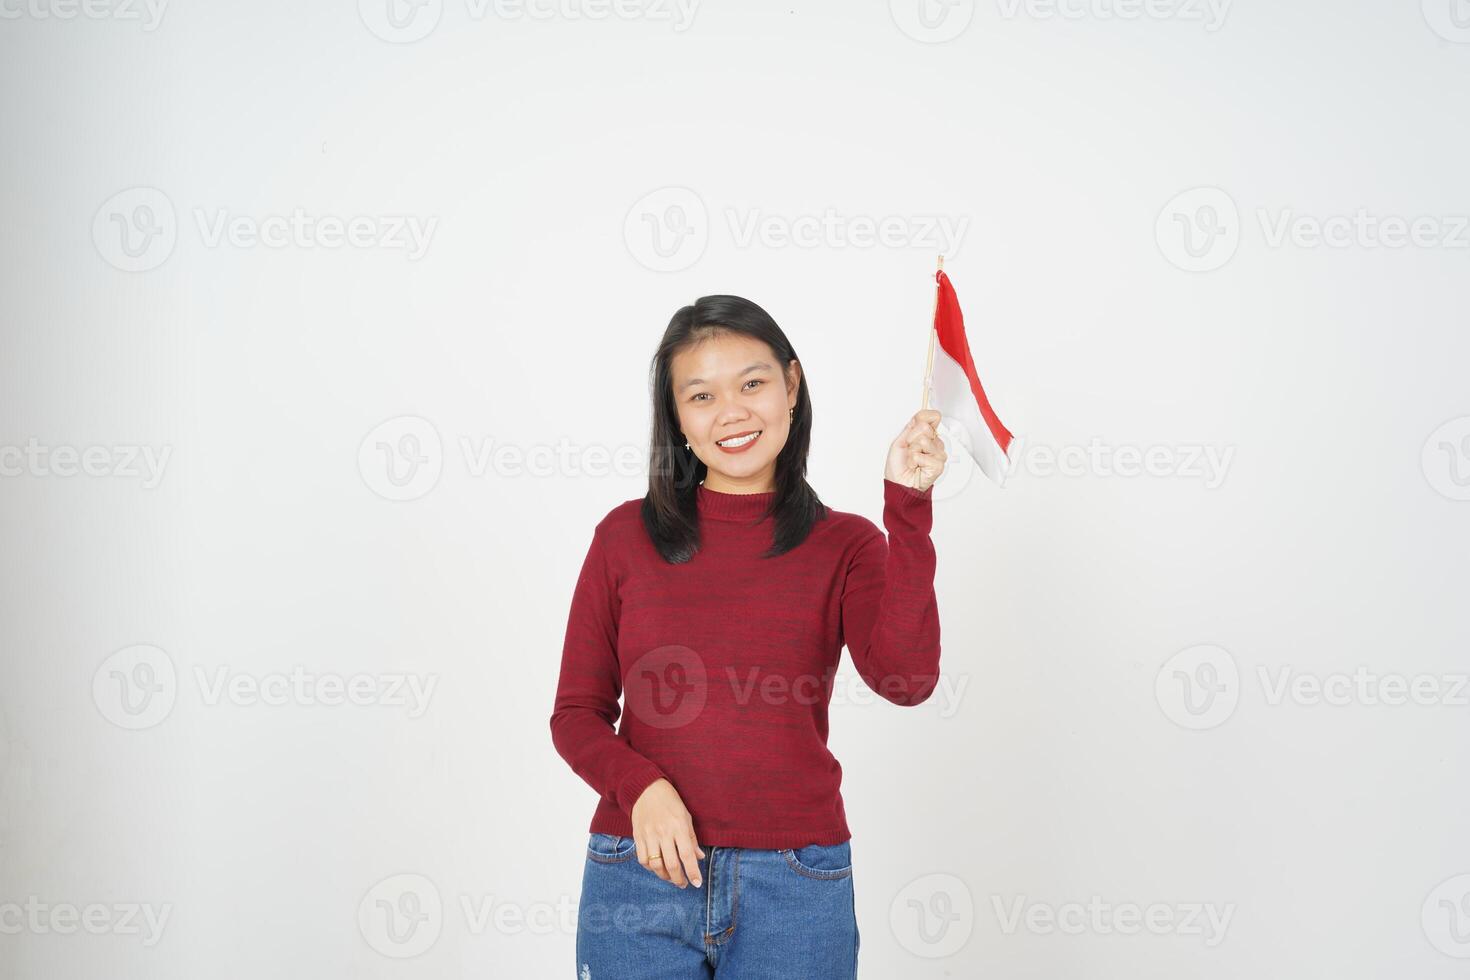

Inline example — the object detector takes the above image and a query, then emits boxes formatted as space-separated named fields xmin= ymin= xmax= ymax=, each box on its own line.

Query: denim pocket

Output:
xmin=586 ymin=833 xmax=638 ymax=863
xmin=779 ymin=839 xmax=853 ymax=879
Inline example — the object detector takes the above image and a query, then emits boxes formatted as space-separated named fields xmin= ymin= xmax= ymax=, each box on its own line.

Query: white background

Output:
xmin=2 ymin=0 xmax=1469 ymax=977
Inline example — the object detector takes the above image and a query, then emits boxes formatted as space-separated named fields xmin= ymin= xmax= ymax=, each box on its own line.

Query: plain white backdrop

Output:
xmin=2 ymin=1 xmax=1469 ymax=977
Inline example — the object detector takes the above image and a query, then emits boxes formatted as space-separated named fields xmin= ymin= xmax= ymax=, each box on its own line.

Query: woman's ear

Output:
xmin=786 ymin=359 xmax=801 ymax=401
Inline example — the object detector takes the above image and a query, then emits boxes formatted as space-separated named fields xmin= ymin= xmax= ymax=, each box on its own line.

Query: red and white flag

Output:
xmin=924 ymin=267 xmax=1018 ymax=487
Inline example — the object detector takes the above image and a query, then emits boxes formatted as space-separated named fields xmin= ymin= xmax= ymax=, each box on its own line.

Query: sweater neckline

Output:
xmin=696 ymin=482 xmax=777 ymax=522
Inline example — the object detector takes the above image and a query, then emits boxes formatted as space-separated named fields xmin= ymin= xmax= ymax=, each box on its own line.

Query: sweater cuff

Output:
xmin=614 ymin=761 xmax=667 ymax=815
xmin=882 ymin=477 xmax=934 ymax=532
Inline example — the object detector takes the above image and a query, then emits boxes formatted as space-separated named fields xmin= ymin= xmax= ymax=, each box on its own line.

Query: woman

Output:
xmin=550 ymin=294 xmax=946 ymax=979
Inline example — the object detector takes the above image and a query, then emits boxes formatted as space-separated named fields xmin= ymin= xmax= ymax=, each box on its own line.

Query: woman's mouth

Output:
xmin=715 ymin=430 xmax=762 ymax=453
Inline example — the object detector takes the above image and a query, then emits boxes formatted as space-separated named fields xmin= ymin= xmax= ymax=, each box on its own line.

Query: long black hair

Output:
xmin=641 ymin=295 xmax=827 ymax=563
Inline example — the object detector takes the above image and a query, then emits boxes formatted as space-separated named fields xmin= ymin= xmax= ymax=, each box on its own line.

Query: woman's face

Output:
xmin=671 ymin=333 xmax=799 ymax=494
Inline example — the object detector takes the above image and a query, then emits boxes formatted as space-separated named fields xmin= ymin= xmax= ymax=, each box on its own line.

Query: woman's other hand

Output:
xmin=630 ymin=778 xmax=705 ymax=888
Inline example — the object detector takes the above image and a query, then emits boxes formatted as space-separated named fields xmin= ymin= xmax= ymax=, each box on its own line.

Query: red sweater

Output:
xmin=549 ymin=478 xmax=941 ymax=849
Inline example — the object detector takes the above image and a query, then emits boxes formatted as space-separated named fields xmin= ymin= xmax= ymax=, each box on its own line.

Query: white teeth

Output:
xmin=717 ymin=431 xmax=761 ymax=447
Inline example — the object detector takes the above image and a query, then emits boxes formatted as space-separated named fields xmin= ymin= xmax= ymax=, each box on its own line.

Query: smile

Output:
xmin=715 ymin=430 xmax=762 ymax=451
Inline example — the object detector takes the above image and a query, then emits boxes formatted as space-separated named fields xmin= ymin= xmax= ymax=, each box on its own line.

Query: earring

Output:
xmin=789 ymin=407 xmax=795 ymax=420
xmin=684 ymin=441 xmax=690 ymax=450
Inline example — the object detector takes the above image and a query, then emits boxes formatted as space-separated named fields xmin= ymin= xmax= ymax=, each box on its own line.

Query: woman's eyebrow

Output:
xmin=677 ymin=361 xmax=774 ymax=393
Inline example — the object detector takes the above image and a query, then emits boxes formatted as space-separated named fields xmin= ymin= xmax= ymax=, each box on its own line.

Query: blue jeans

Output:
xmin=576 ymin=833 xmax=860 ymax=979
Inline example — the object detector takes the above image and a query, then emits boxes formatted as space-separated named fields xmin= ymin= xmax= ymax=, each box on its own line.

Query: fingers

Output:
xmin=900 ymin=410 xmax=944 ymax=447
xmin=661 ymin=833 xmax=689 ymax=887
xmin=911 ymin=426 xmax=944 ymax=455
xmin=904 ymin=413 xmax=948 ymax=488
xmin=634 ymin=830 xmax=705 ymax=888
xmin=677 ymin=831 xmax=704 ymax=889
xmin=636 ymin=836 xmax=672 ymax=883
xmin=907 ymin=420 xmax=946 ymax=457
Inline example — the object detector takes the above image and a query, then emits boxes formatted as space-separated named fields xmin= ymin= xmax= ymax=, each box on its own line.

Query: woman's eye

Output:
xmin=690 ymin=380 xmax=762 ymax=402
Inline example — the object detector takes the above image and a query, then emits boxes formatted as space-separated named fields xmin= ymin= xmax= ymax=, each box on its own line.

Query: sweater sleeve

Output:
xmin=839 ymin=478 xmax=942 ymax=706
xmin=549 ymin=523 xmax=667 ymax=815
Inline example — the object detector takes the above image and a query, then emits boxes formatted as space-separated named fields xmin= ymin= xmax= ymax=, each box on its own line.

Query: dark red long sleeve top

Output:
xmin=549 ymin=477 xmax=941 ymax=849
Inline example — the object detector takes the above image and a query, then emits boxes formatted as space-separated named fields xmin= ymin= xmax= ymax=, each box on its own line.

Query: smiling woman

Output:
xmin=675 ymin=334 xmax=797 ymax=482
xmin=643 ymin=295 xmax=825 ymax=562
xmin=550 ymin=293 xmax=948 ymax=979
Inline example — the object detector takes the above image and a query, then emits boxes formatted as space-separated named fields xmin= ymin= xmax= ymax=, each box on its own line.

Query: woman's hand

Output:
xmin=885 ymin=409 xmax=949 ymax=492
xmin=630 ymin=778 xmax=705 ymax=888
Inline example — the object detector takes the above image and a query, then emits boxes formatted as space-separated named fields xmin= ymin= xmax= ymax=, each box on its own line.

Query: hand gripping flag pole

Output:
xmin=920 ymin=254 xmax=1019 ymax=487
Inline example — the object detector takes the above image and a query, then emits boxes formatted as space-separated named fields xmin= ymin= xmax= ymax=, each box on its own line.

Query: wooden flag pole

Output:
xmin=921 ymin=254 xmax=943 ymax=410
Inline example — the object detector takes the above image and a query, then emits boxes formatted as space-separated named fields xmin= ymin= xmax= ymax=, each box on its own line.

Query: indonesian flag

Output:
xmin=925 ymin=268 xmax=1018 ymax=487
